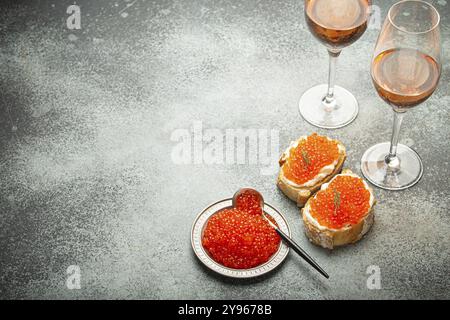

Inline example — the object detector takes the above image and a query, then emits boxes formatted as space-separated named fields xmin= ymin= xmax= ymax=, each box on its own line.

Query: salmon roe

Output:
xmin=282 ymin=133 xmax=340 ymax=185
xmin=202 ymin=191 xmax=281 ymax=269
xmin=309 ymin=175 xmax=371 ymax=229
xmin=235 ymin=190 xmax=262 ymax=216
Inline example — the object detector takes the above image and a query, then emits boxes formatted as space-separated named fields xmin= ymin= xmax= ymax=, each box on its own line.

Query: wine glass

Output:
xmin=299 ymin=0 xmax=372 ymax=129
xmin=361 ymin=0 xmax=441 ymax=190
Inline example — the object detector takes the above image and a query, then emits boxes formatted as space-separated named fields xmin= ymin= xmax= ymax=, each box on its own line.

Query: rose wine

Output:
xmin=305 ymin=0 xmax=370 ymax=49
xmin=371 ymin=48 xmax=440 ymax=109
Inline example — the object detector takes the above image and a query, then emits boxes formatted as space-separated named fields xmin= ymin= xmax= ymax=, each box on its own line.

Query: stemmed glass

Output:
xmin=300 ymin=0 xmax=372 ymax=129
xmin=361 ymin=0 xmax=441 ymax=190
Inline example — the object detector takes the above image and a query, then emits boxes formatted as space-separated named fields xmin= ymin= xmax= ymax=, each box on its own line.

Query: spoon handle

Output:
xmin=275 ymin=229 xmax=329 ymax=279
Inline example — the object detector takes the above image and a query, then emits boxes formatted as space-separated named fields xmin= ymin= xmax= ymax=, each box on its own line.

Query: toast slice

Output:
xmin=277 ymin=134 xmax=346 ymax=207
xmin=301 ymin=169 xmax=376 ymax=249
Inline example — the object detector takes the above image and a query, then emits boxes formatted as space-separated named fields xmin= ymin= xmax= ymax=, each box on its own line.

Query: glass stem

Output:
xmin=324 ymin=49 xmax=341 ymax=107
xmin=385 ymin=110 xmax=405 ymax=171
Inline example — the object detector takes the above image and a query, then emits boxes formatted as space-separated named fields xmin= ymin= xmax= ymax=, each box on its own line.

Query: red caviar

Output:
xmin=309 ymin=175 xmax=371 ymax=229
xmin=235 ymin=190 xmax=262 ymax=216
xmin=202 ymin=191 xmax=281 ymax=269
xmin=282 ymin=133 xmax=340 ymax=185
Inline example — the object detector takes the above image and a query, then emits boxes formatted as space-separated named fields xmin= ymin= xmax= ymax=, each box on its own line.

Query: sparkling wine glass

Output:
xmin=361 ymin=0 xmax=441 ymax=190
xmin=299 ymin=0 xmax=372 ymax=129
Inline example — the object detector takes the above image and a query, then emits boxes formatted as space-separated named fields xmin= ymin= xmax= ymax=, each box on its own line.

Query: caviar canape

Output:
xmin=277 ymin=133 xmax=346 ymax=207
xmin=302 ymin=169 xmax=376 ymax=249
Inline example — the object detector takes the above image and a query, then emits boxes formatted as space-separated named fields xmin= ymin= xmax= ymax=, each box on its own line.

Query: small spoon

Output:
xmin=232 ymin=188 xmax=329 ymax=279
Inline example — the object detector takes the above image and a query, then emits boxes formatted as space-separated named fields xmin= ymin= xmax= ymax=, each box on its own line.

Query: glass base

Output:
xmin=361 ymin=142 xmax=423 ymax=190
xmin=298 ymin=84 xmax=358 ymax=129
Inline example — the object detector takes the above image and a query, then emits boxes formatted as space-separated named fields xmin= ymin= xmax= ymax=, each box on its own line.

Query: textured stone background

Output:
xmin=0 ymin=0 xmax=449 ymax=299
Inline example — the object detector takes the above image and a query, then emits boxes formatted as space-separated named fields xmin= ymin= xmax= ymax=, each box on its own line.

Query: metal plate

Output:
xmin=191 ymin=198 xmax=290 ymax=278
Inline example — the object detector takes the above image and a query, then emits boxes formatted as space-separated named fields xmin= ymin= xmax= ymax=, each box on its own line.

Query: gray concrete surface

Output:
xmin=0 ymin=0 xmax=449 ymax=299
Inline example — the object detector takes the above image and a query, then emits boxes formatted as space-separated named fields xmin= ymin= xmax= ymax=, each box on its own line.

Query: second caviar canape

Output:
xmin=277 ymin=133 xmax=346 ymax=207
